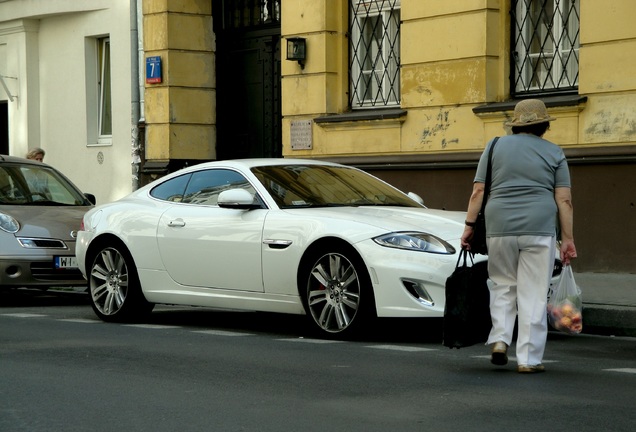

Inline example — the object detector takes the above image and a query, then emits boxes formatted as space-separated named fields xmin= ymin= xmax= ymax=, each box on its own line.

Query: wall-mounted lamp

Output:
xmin=286 ymin=37 xmax=306 ymax=69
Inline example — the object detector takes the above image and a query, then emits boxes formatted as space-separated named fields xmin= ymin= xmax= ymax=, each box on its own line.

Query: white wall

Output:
xmin=0 ymin=0 xmax=139 ymax=204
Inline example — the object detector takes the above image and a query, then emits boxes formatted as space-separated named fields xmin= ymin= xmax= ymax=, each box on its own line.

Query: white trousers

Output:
xmin=486 ymin=235 xmax=556 ymax=366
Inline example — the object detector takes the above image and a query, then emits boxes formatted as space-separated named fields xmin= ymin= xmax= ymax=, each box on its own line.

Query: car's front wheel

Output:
xmin=88 ymin=245 xmax=153 ymax=322
xmin=300 ymin=245 xmax=375 ymax=337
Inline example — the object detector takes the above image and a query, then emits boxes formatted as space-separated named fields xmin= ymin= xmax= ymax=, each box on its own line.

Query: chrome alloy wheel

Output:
xmin=307 ymin=253 xmax=362 ymax=333
xmin=90 ymin=247 xmax=129 ymax=316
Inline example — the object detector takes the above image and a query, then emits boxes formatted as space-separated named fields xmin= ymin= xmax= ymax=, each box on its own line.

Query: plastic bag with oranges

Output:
xmin=547 ymin=265 xmax=583 ymax=334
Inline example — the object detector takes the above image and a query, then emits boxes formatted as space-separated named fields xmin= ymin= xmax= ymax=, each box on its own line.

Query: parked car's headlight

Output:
xmin=373 ymin=232 xmax=456 ymax=254
xmin=0 ymin=212 xmax=20 ymax=233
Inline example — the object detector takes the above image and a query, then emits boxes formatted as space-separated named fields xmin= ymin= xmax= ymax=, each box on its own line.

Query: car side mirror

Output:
xmin=217 ymin=188 xmax=260 ymax=210
xmin=407 ymin=192 xmax=425 ymax=206
xmin=84 ymin=193 xmax=96 ymax=205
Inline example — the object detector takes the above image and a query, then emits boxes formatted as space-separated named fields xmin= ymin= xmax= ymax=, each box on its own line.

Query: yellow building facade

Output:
xmin=141 ymin=0 xmax=635 ymax=273
xmin=143 ymin=0 xmax=216 ymax=162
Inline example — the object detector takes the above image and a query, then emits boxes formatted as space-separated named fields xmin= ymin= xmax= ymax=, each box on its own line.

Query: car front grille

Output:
xmin=30 ymin=262 xmax=84 ymax=281
xmin=18 ymin=237 xmax=68 ymax=249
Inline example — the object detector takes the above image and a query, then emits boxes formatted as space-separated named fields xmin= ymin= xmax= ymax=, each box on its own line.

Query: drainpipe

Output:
xmin=130 ymin=0 xmax=144 ymax=191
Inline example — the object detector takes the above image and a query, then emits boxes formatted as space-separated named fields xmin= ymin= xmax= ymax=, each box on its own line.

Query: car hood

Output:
xmin=2 ymin=205 xmax=91 ymax=240
xmin=282 ymin=206 xmax=466 ymax=241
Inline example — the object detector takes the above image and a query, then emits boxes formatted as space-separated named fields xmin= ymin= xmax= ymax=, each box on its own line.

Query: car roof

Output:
xmin=0 ymin=154 xmax=47 ymax=167
xmin=190 ymin=158 xmax=342 ymax=169
xmin=160 ymin=158 xmax=346 ymax=177
xmin=136 ymin=158 xmax=349 ymax=193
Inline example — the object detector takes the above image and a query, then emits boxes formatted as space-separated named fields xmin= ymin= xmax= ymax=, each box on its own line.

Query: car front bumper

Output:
xmin=0 ymin=255 xmax=87 ymax=289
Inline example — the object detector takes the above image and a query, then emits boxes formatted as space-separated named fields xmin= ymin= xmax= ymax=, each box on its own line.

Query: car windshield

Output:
xmin=0 ymin=164 xmax=90 ymax=206
xmin=251 ymin=164 xmax=422 ymax=209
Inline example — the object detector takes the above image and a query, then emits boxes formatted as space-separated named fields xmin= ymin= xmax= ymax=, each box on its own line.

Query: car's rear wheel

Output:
xmin=88 ymin=245 xmax=153 ymax=322
xmin=300 ymin=245 xmax=375 ymax=337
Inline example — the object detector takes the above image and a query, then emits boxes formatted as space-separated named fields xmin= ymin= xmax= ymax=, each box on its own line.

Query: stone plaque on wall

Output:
xmin=290 ymin=120 xmax=313 ymax=150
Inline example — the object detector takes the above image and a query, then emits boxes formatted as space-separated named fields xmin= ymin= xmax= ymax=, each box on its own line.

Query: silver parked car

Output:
xmin=0 ymin=155 xmax=95 ymax=289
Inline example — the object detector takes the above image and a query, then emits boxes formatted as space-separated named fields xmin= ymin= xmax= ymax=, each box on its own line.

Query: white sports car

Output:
xmin=76 ymin=158 xmax=478 ymax=337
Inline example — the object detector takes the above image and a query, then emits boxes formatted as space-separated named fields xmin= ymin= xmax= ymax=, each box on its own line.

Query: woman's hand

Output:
xmin=460 ymin=226 xmax=474 ymax=250
xmin=560 ymin=239 xmax=577 ymax=265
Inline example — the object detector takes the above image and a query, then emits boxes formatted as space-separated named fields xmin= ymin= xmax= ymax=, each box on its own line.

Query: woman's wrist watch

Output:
xmin=465 ymin=220 xmax=476 ymax=227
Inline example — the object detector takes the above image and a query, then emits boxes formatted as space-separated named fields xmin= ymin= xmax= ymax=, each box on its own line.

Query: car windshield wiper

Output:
xmin=353 ymin=202 xmax=406 ymax=207
xmin=23 ymin=200 xmax=71 ymax=206
xmin=284 ymin=203 xmax=349 ymax=209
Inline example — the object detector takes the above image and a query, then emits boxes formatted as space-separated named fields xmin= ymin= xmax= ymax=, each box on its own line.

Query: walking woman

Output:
xmin=461 ymin=99 xmax=578 ymax=373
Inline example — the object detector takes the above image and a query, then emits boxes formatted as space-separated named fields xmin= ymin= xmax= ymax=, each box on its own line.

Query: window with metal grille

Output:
xmin=349 ymin=0 xmax=401 ymax=109
xmin=215 ymin=0 xmax=280 ymax=30
xmin=511 ymin=0 xmax=580 ymax=96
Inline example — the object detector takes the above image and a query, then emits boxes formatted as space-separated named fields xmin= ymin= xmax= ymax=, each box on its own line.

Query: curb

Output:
xmin=581 ymin=303 xmax=636 ymax=337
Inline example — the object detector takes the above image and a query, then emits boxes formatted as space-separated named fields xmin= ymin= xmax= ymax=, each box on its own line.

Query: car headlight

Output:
xmin=0 ymin=212 xmax=20 ymax=233
xmin=373 ymin=232 xmax=456 ymax=254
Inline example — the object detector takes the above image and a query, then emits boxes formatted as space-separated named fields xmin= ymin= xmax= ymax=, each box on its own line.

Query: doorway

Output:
xmin=212 ymin=0 xmax=282 ymax=160
xmin=0 ymin=101 xmax=8 ymax=154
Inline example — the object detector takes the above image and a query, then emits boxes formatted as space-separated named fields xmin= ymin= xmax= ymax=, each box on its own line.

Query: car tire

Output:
xmin=299 ymin=244 xmax=376 ymax=338
xmin=88 ymin=245 xmax=153 ymax=322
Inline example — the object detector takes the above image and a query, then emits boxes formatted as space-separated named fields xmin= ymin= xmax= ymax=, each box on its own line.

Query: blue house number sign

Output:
xmin=146 ymin=56 xmax=162 ymax=84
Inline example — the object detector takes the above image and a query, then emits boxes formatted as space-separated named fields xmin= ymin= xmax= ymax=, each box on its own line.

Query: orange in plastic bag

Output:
xmin=547 ymin=264 xmax=583 ymax=334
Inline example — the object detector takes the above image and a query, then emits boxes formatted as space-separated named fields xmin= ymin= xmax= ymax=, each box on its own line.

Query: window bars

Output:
xmin=221 ymin=0 xmax=280 ymax=30
xmin=511 ymin=0 xmax=580 ymax=96
xmin=349 ymin=0 xmax=401 ymax=109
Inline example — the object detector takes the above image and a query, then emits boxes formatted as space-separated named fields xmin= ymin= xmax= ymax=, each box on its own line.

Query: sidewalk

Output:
xmin=574 ymin=272 xmax=636 ymax=337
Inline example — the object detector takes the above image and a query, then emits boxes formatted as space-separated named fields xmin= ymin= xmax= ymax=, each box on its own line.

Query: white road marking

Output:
xmin=604 ymin=368 xmax=636 ymax=374
xmin=58 ymin=319 xmax=100 ymax=323
xmin=367 ymin=345 xmax=438 ymax=352
xmin=279 ymin=338 xmax=343 ymax=344
xmin=1 ymin=313 xmax=47 ymax=318
xmin=472 ymin=355 xmax=559 ymax=364
xmin=193 ymin=330 xmax=253 ymax=337
xmin=124 ymin=324 xmax=181 ymax=330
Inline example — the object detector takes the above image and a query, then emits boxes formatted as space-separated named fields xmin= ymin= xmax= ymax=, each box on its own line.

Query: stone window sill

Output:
xmin=473 ymin=95 xmax=588 ymax=116
xmin=314 ymin=108 xmax=407 ymax=127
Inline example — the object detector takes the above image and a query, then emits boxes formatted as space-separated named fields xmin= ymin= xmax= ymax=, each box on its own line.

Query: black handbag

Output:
xmin=469 ymin=137 xmax=499 ymax=255
xmin=443 ymin=249 xmax=492 ymax=349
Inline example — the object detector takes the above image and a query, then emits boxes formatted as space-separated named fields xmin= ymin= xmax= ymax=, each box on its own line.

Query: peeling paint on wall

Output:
xmin=419 ymin=108 xmax=457 ymax=148
xmin=584 ymin=100 xmax=636 ymax=142
xmin=441 ymin=138 xmax=459 ymax=149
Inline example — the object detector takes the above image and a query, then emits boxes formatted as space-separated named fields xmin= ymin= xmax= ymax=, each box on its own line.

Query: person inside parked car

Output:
xmin=26 ymin=147 xmax=46 ymax=162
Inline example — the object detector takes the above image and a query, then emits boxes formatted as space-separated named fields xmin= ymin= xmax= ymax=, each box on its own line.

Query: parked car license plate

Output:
xmin=55 ymin=256 xmax=78 ymax=269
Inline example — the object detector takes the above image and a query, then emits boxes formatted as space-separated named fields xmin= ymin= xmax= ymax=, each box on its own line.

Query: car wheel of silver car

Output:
xmin=301 ymin=246 xmax=376 ymax=337
xmin=88 ymin=245 xmax=153 ymax=322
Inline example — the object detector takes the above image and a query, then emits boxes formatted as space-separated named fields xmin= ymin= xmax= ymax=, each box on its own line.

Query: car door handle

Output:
xmin=167 ymin=219 xmax=186 ymax=227
xmin=263 ymin=239 xmax=292 ymax=249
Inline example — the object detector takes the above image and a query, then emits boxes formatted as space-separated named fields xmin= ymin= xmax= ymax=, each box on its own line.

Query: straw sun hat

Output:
xmin=505 ymin=99 xmax=556 ymax=127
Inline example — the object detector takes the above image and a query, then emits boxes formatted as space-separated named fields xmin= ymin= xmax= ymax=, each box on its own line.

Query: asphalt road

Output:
xmin=1 ymin=288 xmax=635 ymax=432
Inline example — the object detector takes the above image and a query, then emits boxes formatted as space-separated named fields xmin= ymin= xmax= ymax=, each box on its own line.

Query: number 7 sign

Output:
xmin=146 ymin=56 xmax=162 ymax=84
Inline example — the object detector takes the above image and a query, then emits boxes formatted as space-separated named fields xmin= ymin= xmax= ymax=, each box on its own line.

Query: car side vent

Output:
xmin=401 ymin=279 xmax=435 ymax=307
xmin=18 ymin=238 xmax=68 ymax=249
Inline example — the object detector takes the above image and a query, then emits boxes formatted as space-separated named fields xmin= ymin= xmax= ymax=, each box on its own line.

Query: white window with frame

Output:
xmin=512 ymin=0 xmax=580 ymax=95
xmin=349 ymin=0 xmax=401 ymax=109
xmin=97 ymin=37 xmax=112 ymax=144
xmin=85 ymin=36 xmax=112 ymax=146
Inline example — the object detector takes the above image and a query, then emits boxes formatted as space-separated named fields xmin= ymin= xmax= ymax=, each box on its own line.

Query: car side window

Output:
xmin=181 ymin=169 xmax=256 ymax=206
xmin=150 ymin=173 xmax=191 ymax=202
xmin=0 ymin=168 xmax=23 ymax=203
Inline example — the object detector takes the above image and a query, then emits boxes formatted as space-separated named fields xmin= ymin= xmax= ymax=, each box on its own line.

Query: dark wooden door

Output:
xmin=213 ymin=0 xmax=281 ymax=160
xmin=0 ymin=101 xmax=8 ymax=154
